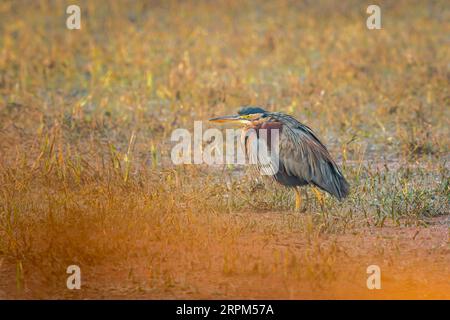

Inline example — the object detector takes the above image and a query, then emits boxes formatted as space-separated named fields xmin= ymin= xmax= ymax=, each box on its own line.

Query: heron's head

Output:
xmin=209 ymin=106 xmax=268 ymax=126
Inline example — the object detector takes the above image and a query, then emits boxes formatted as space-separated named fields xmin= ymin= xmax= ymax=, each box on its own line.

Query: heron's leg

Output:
xmin=313 ymin=187 xmax=324 ymax=207
xmin=305 ymin=189 xmax=310 ymax=211
xmin=295 ymin=187 xmax=302 ymax=211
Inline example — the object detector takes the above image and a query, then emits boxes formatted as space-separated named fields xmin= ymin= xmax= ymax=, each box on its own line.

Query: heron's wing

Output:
xmin=278 ymin=120 xmax=349 ymax=200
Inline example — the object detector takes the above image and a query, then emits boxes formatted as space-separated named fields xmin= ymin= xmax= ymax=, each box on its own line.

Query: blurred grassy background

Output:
xmin=0 ymin=0 xmax=448 ymax=298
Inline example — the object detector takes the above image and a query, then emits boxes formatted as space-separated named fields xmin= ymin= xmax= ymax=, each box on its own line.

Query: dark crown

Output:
xmin=238 ymin=106 xmax=267 ymax=115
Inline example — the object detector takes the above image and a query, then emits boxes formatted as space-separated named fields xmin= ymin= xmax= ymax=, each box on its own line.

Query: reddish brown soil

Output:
xmin=1 ymin=216 xmax=448 ymax=300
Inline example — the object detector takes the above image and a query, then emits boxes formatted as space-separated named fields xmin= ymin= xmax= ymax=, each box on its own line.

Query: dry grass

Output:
xmin=0 ymin=0 xmax=449 ymax=299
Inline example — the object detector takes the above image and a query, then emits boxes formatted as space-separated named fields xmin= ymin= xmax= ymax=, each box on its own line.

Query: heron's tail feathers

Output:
xmin=333 ymin=174 xmax=350 ymax=200
xmin=313 ymin=163 xmax=350 ymax=201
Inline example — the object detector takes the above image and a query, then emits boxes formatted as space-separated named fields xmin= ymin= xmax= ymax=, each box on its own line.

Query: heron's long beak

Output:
xmin=209 ymin=114 xmax=245 ymax=124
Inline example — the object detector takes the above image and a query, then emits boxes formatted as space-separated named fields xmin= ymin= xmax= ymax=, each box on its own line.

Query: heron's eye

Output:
xmin=240 ymin=114 xmax=252 ymax=119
